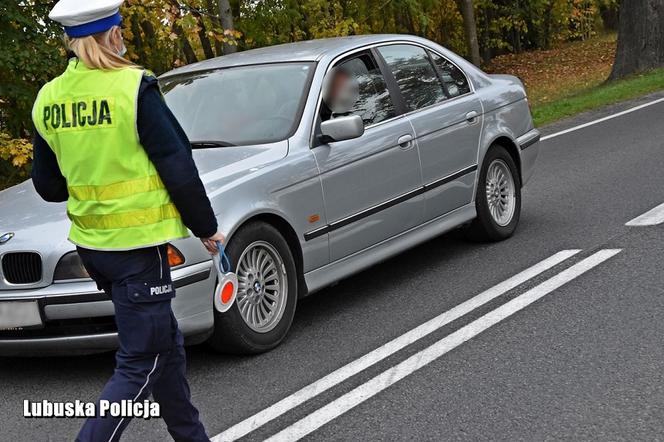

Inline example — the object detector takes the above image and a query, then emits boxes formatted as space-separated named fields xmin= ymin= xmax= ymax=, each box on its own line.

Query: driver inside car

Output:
xmin=321 ymin=66 xmax=360 ymax=121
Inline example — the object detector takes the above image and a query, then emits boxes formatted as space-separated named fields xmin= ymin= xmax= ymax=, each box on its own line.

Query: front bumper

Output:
xmin=0 ymin=261 xmax=216 ymax=356
xmin=517 ymin=128 xmax=541 ymax=186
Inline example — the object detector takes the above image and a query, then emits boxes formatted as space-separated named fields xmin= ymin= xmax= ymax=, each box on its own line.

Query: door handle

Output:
xmin=398 ymin=134 xmax=414 ymax=149
xmin=465 ymin=111 xmax=479 ymax=122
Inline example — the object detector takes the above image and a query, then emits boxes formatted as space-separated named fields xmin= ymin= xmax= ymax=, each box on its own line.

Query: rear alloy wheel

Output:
xmin=486 ymin=159 xmax=517 ymax=227
xmin=467 ymin=145 xmax=521 ymax=241
xmin=208 ymin=222 xmax=297 ymax=354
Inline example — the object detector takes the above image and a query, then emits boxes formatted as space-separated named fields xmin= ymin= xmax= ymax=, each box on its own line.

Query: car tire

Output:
xmin=467 ymin=144 xmax=521 ymax=242
xmin=207 ymin=222 xmax=297 ymax=354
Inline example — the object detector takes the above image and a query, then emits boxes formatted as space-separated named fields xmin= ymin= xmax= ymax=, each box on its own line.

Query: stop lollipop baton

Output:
xmin=212 ymin=240 xmax=238 ymax=313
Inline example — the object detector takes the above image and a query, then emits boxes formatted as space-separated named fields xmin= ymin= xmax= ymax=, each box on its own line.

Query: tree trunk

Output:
xmin=542 ymin=1 xmax=554 ymax=49
xmin=140 ymin=20 xmax=156 ymax=43
xmin=610 ymin=0 xmax=664 ymax=80
xmin=480 ymin=6 xmax=493 ymax=62
xmin=173 ymin=22 xmax=198 ymax=64
xmin=457 ymin=0 xmax=481 ymax=66
xmin=189 ymin=8 xmax=216 ymax=59
xmin=218 ymin=0 xmax=237 ymax=54
xmin=600 ymin=4 xmax=620 ymax=31
xmin=130 ymin=15 xmax=143 ymax=54
xmin=206 ymin=0 xmax=223 ymax=56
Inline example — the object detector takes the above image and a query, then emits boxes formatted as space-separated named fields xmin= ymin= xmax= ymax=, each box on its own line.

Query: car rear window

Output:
xmin=430 ymin=52 xmax=472 ymax=98
xmin=377 ymin=44 xmax=446 ymax=111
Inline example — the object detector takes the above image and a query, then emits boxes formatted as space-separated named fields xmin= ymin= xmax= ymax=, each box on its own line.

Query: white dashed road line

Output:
xmin=540 ymin=97 xmax=664 ymax=142
xmin=626 ymin=202 xmax=664 ymax=226
xmin=212 ymin=250 xmax=580 ymax=442
xmin=264 ymin=249 xmax=622 ymax=442
xmin=212 ymin=96 xmax=660 ymax=441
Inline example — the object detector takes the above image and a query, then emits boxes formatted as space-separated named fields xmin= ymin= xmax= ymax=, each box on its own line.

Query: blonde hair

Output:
xmin=66 ymin=26 xmax=137 ymax=70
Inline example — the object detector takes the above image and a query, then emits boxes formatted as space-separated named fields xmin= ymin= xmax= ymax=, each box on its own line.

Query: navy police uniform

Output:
xmin=75 ymin=245 xmax=208 ymax=441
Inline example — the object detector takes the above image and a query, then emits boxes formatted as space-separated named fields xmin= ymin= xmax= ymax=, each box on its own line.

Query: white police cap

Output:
xmin=49 ymin=0 xmax=124 ymax=38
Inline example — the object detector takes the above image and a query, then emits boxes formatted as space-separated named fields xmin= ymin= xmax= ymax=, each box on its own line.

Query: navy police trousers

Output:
xmin=76 ymin=244 xmax=209 ymax=442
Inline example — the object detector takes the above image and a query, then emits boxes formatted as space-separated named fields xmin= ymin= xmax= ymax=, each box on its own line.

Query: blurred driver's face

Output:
xmin=323 ymin=69 xmax=358 ymax=114
xmin=329 ymin=71 xmax=351 ymax=103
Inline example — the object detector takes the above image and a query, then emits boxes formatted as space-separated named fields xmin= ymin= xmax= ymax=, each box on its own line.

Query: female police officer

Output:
xmin=31 ymin=1 xmax=222 ymax=440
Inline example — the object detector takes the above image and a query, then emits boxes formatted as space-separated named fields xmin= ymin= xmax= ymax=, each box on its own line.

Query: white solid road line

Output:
xmin=265 ymin=249 xmax=622 ymax=442
xmin=212 ymin=250 xmax=580 ymax=442
xmin=540 ymin=97 xmax=664 ymax=142
xmin=626 ymin=202 xmax=664 ymax=226
xmin=210 ymin=95 xmax=656 ymax=441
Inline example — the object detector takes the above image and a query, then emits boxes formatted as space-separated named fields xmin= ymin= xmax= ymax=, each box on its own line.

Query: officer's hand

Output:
xmin=202 ymin=231 xmax=225 ymax=255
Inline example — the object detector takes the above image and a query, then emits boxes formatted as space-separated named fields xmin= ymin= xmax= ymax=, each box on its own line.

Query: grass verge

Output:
xmin=486 ymin=34 xmax=664 ymax=126
xmin=532 ymin=68 xmax=664 ymax=126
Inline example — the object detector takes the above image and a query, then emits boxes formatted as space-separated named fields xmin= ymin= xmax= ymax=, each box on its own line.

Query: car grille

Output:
xmin=2 ymin=252 xmax=43 ymax=284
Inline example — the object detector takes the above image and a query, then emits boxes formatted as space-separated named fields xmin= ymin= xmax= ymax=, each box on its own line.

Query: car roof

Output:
xmin=160 ymin=34 xmax=419 ymax=79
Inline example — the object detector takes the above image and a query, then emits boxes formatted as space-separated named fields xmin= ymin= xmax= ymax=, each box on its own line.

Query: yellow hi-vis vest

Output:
xmin=32 ymin=59 xmax=189 ymax=250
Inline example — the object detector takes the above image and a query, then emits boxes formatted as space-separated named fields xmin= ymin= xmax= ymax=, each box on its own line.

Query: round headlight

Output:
xmin=53 ymin=251 xmax=90 ymax=281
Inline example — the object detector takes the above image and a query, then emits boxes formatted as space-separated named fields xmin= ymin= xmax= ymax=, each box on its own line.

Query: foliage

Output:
xmin=0 ymin=132 xmax=32 ymax=189
xmin=0 ymin=1 xmax=65 ymax=189
xmin=485 ymin=32 xmax=664 ymax=126
xmin=234 ymin=0 xmax=465 ymax=52
xmin=0 ymin=0 xmax=622 ymax=189
xmin=486 ymin=33 xmax=617 ymax=105
xmin=121 ymin=0 xmax=241 ymax=71
xmin=0 ymin=1 xmax=66 ymax=138
xmin=474 ymin=0 xmax=611 ymax=60
xmin=115 ymin=0 xmax=618 ymax=71
xmin=0 ymin=132 xmax=32 ymax=169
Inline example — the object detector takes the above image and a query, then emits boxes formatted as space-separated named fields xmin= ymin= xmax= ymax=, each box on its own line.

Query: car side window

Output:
xmin=320 ymin=53 xmax=396 ymax=127
xmin=377 ymin=44 xmax=446 ymax=111
xmin=430 ymin=52 xmax=471 ymax=98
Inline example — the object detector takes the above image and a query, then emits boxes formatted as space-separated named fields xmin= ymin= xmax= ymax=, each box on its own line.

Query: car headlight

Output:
xmin=53 ymin=251 xmax=90 ymax=281
xmin=53 ymin=244 xmax=185 ymax=281
xmin=53 ymin=245 xmax=186 ymax=282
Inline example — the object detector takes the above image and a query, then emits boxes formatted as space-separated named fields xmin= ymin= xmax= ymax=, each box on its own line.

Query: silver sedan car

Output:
xmin=0 ymin=34 xmax=539 ymax=356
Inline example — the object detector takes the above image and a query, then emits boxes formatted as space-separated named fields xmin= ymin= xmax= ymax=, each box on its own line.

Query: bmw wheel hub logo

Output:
xmin=0 ymin=232 xmax=14 ymax=245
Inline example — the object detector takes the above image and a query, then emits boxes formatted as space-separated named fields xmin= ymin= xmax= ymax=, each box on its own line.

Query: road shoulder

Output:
xmin=539 ymin=90 xmax=664 ymax=138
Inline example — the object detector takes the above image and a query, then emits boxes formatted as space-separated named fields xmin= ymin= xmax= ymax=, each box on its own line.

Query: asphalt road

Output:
xmin=3 ymin=91 xmax=664 ymax=441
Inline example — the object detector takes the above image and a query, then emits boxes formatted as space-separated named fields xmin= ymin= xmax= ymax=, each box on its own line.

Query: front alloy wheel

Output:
xmin=236 ymin=241 xmax=288 ymax=334
xmin=208 ymin=222 xmax=298 ymax=354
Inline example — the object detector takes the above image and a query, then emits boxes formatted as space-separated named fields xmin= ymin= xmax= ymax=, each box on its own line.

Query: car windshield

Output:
xmin=161 ymin=62 xmax=315 ymax=146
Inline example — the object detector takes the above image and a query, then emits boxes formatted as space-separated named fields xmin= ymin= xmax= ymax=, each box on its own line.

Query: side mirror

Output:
xmin=319 ymin=115 xmax=365 ymax=144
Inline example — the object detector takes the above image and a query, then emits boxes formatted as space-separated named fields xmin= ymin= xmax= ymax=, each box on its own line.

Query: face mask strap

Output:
xmin=109 ymin=26 xmax=126 ymax=57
